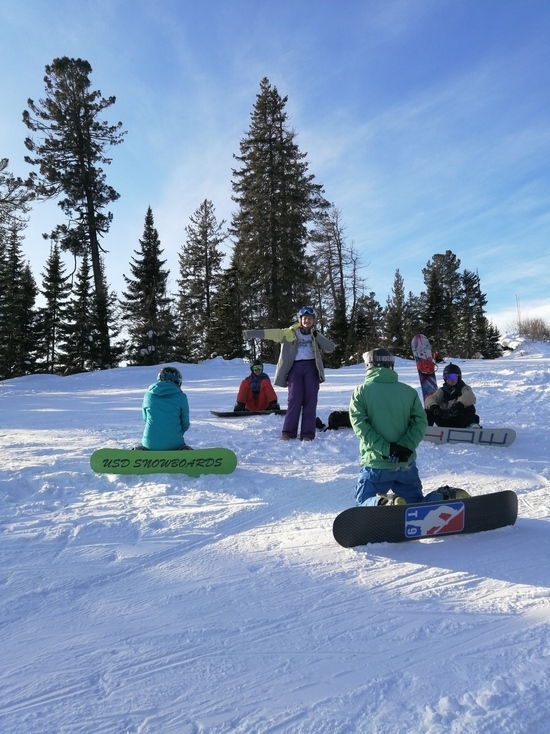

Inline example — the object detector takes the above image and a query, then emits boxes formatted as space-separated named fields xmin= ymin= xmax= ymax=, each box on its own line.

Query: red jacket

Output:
xmin=237 ymin=374 xmax=278 ymax=411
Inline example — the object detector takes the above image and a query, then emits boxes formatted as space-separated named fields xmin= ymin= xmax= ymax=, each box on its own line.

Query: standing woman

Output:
xmin=243 ymin=307 xmax=335 ymax=441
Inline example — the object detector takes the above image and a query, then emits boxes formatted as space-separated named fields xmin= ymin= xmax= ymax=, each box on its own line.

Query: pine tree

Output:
xmin=23 ymin=57 xmax=125 ymax=369
xmin=120 ymin=207 xmax=175 ymax=365
xmin=383 ymin=270 xmax=408 ymax=357
xmin=0 ymin=225 xmax=37 ymax=378
xmin=0 ymin=158 xmax=32 ymax=236
xmin=350 ymin=292 xmax=384 ymax=363
xmin=403 ymin=291 xmax=423 ymax=352
xmin=208 ymin=265 xmax=245 ymax=361
xmin=176 ymin=200 xmax=226 ymax=361
xmin=230 ymin=77 xmax=328 ymax=355
xmin=420 ymin=251 xmax=462 ymax=352
xmin=458 ymin=269 xmax=500 ymax=358
xmin=35 ymin=242 xmax=72 ymax=373
xmin=59 ymin=251 xmax=98 ymax=373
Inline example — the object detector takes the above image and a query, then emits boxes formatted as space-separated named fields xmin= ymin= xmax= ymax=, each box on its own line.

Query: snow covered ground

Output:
xmin=1 ymin=339 xmax=549 ymax=733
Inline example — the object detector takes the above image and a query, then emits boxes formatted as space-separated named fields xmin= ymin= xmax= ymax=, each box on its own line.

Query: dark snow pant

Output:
xmin=282 ymin=360 xmax=320 ymax=440
xmin=426 ymin=405 xmax=480 ymax=428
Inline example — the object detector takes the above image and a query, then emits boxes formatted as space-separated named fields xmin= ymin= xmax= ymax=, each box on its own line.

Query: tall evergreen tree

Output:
xmin=383 ymin=270 xmax=408 ymax=357
xmin=420 ymin=250 xmax=462 ymax=352
xmin=350 ymin=292 xmax=384 ymax=363
xmin=35 ymin=243 xmax=71 ymax=373
xmin=403 ymin=291 xmax=423 ymax=352
xmin=457 ymin=269 xmax=500 ymax=358
xmin=208 ymin=265 xmax=245 ymax=361
xmin=176 ymin=200 xmax=226 ymax=361
xmin=0 ymin=225 xmax=37 ymax=378
xmin=60 ymin=251 xmax=98 ymax=373
xmin=230 ymin=77 xmax=328 ymax=357
xmin=120 ymin=207 xmax=175 ymax=365
xmin=0 ymin=158 xmax=32 ymax=236
xmin=23 ymin=57 xmax=125 ymax=369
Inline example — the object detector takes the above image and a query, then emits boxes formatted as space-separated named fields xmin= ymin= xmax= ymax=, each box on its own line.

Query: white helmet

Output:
xmin=363 ymin=348 xmax=394 ymax=370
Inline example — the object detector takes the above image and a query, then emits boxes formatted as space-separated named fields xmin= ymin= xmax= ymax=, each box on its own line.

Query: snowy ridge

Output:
xmin=1 ymin=341 xmax=549 ymax=733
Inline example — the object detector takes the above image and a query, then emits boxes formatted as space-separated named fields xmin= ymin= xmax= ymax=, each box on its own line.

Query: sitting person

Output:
xmin=139 ymin=366 xmax=191 ymax=450
xmin=234 ymin=360 xmax=280 ymax=412
xmin=424 ymin=363 xmax=481 ymax=429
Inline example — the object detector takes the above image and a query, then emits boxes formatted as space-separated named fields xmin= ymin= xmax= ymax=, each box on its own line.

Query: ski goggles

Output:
xmin=299 ymin=306 xmax=315 ymax=316
xmin=252 ymin=364 xmax=263 ymax=372
xmin=444 ymin=373 xmax=459 ymax=381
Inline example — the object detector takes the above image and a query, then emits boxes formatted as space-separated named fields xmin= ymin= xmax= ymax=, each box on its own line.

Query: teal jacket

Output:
xmin=141 ymin=381 xmax=190 ymax=450
xmin=349 ymin=367 xmax=427 ymax=469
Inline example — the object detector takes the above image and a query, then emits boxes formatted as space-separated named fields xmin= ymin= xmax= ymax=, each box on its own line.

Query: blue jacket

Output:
xmin=141 ymin=381 xmax=190 ymax=450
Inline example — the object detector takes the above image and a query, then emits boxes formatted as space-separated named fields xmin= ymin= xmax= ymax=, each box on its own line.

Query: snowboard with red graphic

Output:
xmin=411 ymin=333 xmax=438 ymax=403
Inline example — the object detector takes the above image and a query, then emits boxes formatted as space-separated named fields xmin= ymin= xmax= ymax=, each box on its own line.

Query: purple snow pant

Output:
xmin=282 ymin=360 xmax=320 ymax=440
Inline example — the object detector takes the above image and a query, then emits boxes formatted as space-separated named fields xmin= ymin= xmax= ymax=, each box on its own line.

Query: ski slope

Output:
xmin=1 ymin=338 xmax=549 ymax=733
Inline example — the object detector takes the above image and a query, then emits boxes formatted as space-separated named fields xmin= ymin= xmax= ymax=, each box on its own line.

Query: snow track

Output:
xmin=1 ymin=350 xmax=549 ymax=732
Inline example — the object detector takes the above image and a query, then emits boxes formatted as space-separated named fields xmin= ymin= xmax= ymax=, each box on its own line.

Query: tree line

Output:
xmin=0 ymin=59 xmax=501 ymax=380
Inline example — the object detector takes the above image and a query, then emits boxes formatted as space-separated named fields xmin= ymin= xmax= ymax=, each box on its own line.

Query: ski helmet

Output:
xmin=443 ymin=363 xmax=461 ymax=381
xmin=363 ymin=348 xmax=395 ymax=370
xmin=298 ymin=305 xmax=317 ymax=321
xmin=157 ymin=366 xmax=182 ymax=387
xmin=250 ymin=359 xmax=263 ymax=373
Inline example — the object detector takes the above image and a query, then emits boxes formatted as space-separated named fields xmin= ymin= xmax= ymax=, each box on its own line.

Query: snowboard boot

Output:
xmin=437 ymin=486 xmax=470 ymax=500
xmin=376 ymin=493 xmax=406 ymax=506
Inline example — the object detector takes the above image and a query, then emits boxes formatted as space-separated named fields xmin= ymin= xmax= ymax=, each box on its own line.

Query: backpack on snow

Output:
xmin=326 ymin=410 xmax=352 ymax=430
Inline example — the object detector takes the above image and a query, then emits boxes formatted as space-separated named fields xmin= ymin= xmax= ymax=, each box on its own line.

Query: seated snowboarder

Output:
xmin=424 ymin=363 xmax=481 ymax=429
xmin=137 ymin=366 xmax=191 ymax=450
xmin=234 ymin=360 xmax=280 ymax=412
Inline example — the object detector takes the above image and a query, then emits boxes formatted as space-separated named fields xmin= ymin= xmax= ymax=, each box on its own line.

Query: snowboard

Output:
xmin=423 ymin=425 xmax=516 ymax=447
xmin=411 ymin=333 xmax=438 ymax=403
xmin=210 ymin=409 xmax=287 ymax=417
xmin=90 ymin=447 xmax=237 ymax=476
xmin=333 ymin=490 xmax=518 ymax=547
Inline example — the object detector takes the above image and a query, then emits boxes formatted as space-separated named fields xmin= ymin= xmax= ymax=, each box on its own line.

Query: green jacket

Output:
xmin=349 ymin=367 xmax=428 ymax=469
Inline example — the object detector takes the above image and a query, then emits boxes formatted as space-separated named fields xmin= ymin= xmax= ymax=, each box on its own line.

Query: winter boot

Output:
xmin=437 ymin=486 xmax=470 ymax=500
xmin=376 ymin=493 xmax=406 ymax=506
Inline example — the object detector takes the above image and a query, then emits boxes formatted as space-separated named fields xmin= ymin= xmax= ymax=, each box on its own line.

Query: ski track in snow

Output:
xmin=1 ymin=346 xmax=550 ymax=733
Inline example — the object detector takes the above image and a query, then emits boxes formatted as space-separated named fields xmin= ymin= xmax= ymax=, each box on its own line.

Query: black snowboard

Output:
xmin=333 ymin=490 xmax=518 ymax=547
xmin=210 ymin=409 xmax=287 ymax=417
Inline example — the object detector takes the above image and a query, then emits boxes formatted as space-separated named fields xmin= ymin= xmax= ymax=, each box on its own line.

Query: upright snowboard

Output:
xmin=423 ymin=425 xmax=516 ymax=447
xmin=90 ymin=447 xmax=237 ymax=476
xmin=411 ymin=333 xmax=438 ymax=403
xmin=210 ymin=409 xmax=287 ymax=417
xmin=333 ymin=490 xmax=517 ymax=547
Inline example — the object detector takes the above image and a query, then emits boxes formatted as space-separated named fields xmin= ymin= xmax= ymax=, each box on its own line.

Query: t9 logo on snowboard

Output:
xmin=405 ymin=502 xmax=465 ymax=538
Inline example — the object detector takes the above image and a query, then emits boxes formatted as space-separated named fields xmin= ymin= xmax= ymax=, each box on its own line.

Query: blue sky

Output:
xmin=1 ymin=0 xmax=549 ymax=335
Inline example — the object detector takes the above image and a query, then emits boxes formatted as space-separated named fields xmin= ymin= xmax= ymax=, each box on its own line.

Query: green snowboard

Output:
xmin=90 ymin=447 xmax=237 ymax=476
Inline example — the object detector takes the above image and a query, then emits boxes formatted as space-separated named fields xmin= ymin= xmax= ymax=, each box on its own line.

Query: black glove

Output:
xmin=448 ymin=402 xmax=464 ymax=417
xmin=389 ymin=443 xmax=413 ymax=462
xmin=268 ymin=401 xmax=280 ymax=410
xmin=234 ymin=402 xmax=245 ymax=412
xmin=429 ymin=404 xmax=445 ymax=419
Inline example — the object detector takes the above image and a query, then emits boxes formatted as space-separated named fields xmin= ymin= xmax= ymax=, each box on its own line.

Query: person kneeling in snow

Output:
xmin=349 ymin=348 xmax=428 ymax=506
xmin=234 ymin=360 xmax=280 ymax=412
xmin=425 ymin=363 xmax=481 ymax=429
